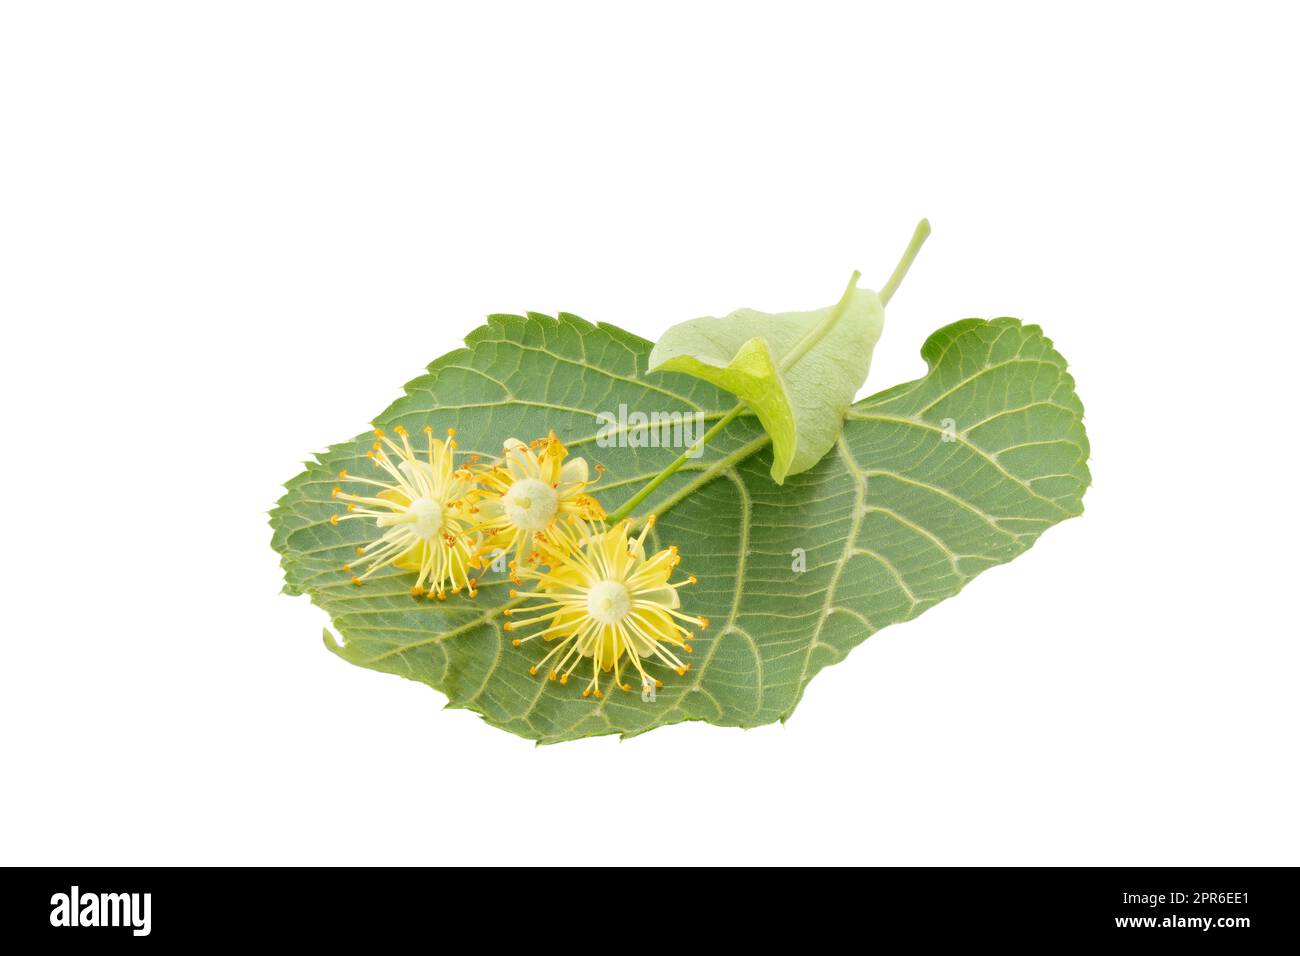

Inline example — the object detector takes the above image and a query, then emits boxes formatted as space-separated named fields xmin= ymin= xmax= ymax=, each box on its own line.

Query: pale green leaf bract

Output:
xmin=646 ymin=287 xmax=884 ymax=482
xmin=270 ymin=311 xmax=1088 ymax=743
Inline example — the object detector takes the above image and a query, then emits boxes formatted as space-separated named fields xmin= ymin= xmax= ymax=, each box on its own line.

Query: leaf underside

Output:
xmin=270 ymin=313 xmax=1089 ymax=743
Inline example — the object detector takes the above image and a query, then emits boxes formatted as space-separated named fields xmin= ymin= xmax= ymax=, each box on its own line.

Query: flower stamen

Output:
xmin=506 ymin=517 xmax=699 ymax=699
xmin=333 ymin=425 xmax=480 ymax=599
xmin=469 ymin=432 xmax=606 ymax=567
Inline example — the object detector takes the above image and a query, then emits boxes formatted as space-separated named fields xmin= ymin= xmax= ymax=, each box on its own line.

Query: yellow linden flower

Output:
xmin=504 ymin=516 xmax=707 ymax=699
xmin=332 ymin=425 xmax=480 ymax=600
xmin=473 ymin=431 xmax=605 ymax=569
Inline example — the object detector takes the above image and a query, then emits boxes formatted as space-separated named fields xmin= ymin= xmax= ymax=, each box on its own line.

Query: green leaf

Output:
xmin=646 ymin=283 xmax=884 ymax=482
xmin=271 ymin=312 xmax=1088 ymax=743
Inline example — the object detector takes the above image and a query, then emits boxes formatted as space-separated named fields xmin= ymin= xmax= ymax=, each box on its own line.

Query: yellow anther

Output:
xmin=351 ymin=576 xmax=362 ymax=587
xmin=495 ymin=489 xmax=697 ymax=698
xmin=512 ymin=639 xmax=521 ymax=647
xmin=410 ymin=585 xmax=424 ymax=597
xmin=330 ymin=514 xmax=340 ymax=526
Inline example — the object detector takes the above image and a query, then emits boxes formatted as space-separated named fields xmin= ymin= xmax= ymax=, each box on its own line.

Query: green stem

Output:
xmin=879 ymin=218 xmax=930 ymax=307
xmin=776 ymin=271 xmax=861 ymax=372
xmin=604 ymin=219 xmax=930 ymax=524
xmin=604 ymin=402 xmax=747 ymax=524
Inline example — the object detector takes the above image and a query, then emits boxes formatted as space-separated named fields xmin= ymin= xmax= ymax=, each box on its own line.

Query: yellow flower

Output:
xmin=504 ymin=516 xmax=707 ymax=699
xmin=473 ymin=431 xmax=605 ymax=569
xmin=332 ymin=425 xmax=480 ymax=599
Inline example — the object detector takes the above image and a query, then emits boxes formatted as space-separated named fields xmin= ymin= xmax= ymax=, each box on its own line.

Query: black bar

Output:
xmin=5 ymin=867 xmax=1292 ymax=944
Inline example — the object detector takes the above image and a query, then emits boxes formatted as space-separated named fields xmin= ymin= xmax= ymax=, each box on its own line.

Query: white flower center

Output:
xmin=586 ymin=579 xmax=632 ymax=625
xmin=503 ymin=477 xmax=559 ymax=532
xmin=406 ymin=496 xmax=445 ymax=540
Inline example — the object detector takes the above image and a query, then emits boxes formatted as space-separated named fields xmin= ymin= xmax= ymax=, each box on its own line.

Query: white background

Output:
xmin=2 ymin=2 xmax=1296 ymax=866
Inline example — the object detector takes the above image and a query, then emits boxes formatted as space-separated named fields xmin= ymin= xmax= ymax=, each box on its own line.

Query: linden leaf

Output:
xmin=646 ymin=281 xmax=883 ymax=483
xmin=271 ymin=312 xmax=1088 ymax=743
